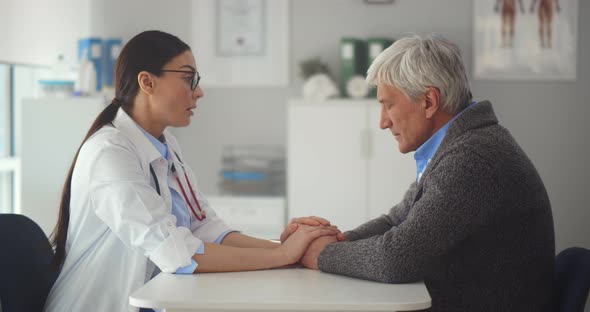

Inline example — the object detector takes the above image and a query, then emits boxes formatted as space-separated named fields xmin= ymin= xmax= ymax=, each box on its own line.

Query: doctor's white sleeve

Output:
xmin=88 ymin=142 xmax=202 ymax=273
xmin=189 ymin=190 xmax=235 ymax=241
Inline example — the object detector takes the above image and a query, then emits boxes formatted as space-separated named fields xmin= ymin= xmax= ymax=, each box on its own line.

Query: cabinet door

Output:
xmin=21 ymin=98 xmax=104 ymax=235
xmin=287 ymin=101 xmax=368 ymax=231
xmin=0 ymin=0 xmax=90 ymax=65
xmin=207 ymin=196 xmax=285 ymax=240
xmin=367 ymin=103 xmax=416 ymax=220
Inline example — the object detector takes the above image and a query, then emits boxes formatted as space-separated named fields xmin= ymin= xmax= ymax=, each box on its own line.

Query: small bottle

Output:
xmin=75 ymin=49 xmax=97 ymax=96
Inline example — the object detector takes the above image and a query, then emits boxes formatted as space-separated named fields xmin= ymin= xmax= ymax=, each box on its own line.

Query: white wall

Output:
xmin=88 ymin=0 xmax=193 ymax=44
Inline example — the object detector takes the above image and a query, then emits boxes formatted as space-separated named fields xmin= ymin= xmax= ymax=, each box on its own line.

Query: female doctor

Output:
xmin=43 ymin=30 xmax=338 ymax=312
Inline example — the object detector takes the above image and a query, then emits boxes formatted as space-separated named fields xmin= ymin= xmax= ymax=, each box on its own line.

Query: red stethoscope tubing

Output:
xmin=148 ymin=149 xmax=207 ymax=222
xmin=173 ymin=167 xmax=206 ymax=221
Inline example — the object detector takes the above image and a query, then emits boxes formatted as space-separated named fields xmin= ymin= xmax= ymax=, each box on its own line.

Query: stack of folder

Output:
xmin=340 ymin=37 xmax=395 ymax=98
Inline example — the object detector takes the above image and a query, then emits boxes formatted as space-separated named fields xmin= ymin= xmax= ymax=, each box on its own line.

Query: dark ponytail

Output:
xmin=51 ymin=30 xmax=191 ymax=269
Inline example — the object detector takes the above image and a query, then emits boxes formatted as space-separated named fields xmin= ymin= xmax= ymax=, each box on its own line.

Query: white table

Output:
xmin=129 ymin=267 xmax=431 ymax=312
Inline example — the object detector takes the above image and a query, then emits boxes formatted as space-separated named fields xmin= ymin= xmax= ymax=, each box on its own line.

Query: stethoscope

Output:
xmin=149 ymin=151 xmax=207 ymax=221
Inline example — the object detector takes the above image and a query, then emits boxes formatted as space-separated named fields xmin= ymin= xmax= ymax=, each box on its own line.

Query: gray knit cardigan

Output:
xmin=318 ymin=101 xmax=555 ymax=312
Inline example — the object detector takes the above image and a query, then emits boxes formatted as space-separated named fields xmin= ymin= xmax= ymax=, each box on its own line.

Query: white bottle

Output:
xmin=75 ymin=49 xmax=97 ymax=96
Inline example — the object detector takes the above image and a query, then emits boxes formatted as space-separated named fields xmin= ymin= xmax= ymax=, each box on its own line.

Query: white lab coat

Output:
xmin=43 ymin=108 xmax=231 ymax=312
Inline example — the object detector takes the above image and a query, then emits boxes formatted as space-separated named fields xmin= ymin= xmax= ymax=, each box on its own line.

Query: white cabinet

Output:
xmin=20 ymin=97 xmax=105 ymax=235
xmin=0 ymin=0 xmax=90 ymax=65
xmin=207 ymin=196 xmax=285 ymax=240
xmin=287 ymin=99 xmax=415 ymax=232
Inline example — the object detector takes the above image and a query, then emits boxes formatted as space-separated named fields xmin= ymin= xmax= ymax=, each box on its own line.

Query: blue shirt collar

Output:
xmin=137 ymin=125 xmax=169 ymax=160
xmin=414 ymin=101 xmax=478 ymax=182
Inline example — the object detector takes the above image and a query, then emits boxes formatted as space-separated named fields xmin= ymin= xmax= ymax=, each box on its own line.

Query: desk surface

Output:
xmin=130 ymin=267 xmax=431 ymax=311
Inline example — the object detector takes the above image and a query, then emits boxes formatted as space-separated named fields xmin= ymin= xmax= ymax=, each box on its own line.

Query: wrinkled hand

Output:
xmin=300 ymin=235 xmax=338 ymax=270
xmin=280 ymin=216 xmax=346 ymax=243
xmin=279 ymin=225 xmax=338 ymax=265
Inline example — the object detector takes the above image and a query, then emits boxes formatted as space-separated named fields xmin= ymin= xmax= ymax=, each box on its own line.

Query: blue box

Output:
xmin=103 ymin=38 xmax=122 ymax=88
xmin=78 ymin=38 xmax=103 ymax=92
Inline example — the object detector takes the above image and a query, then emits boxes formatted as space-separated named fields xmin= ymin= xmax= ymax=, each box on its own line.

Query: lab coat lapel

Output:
xmin=111 ymin=108 xmax=162 ymax=166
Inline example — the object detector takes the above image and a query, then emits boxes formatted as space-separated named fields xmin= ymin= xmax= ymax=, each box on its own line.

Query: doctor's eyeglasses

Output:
xmin=160 ymin=69 xmax=201 ymax=90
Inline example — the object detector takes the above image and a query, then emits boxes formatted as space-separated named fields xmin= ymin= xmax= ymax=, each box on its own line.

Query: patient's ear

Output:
xmin=423 ymin=87 xmax=441 ymax=119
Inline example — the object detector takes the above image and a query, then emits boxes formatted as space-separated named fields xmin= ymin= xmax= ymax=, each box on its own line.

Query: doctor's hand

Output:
xmin=300 ymin=235 xmax=338 ymax=270
xmin=278 ymin=225 xmax=339 ymax=265
xmin=280 ymin=216 xmax=346 ymax=243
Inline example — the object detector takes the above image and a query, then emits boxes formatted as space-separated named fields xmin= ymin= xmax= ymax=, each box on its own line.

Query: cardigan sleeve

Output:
xmin=318 ymin=150 xmax=501 ymax=283
xmin=344 ymin=182 xmax=418 ymax=241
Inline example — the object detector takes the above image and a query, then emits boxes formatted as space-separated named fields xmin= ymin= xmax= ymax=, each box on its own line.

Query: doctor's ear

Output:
xmin=423 ymin=86 xmax=441 ymax=119
xmin=137 ymin=71 xmax=156 ymax=95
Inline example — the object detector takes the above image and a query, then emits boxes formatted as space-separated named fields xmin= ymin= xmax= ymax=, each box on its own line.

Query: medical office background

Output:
xmin=0 ymin=0 xmax=589 ymax=299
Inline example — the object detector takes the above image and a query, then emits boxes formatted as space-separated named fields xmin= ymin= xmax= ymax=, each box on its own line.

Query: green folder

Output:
xmin=340 ymin=38 xmax=367 ymax=98
xmin=367 ymin=37 xmax=394 ymax=98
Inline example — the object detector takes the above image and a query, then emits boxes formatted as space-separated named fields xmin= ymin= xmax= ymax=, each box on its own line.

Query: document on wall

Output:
xmin=216 ymin=0 xmax=266 ymax=57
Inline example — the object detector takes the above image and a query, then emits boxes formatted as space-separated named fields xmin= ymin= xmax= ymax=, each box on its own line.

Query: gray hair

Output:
xmin=366 ymin=34 xmax=472 ymax=114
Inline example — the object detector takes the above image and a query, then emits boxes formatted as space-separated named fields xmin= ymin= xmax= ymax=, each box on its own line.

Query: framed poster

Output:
xmin=216 ymin=0 xmax=266 ymax=57
xmin=191 ymin=0 xmax=289 ymax=87
xmin=473 ymin=0 xmax=578 ymax=80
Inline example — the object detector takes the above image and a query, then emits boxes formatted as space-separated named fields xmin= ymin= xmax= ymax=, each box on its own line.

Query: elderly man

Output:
xmin=283 ymin=34 xmax=555 ymax=311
